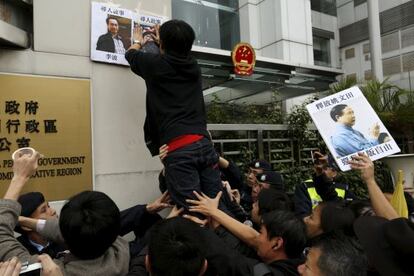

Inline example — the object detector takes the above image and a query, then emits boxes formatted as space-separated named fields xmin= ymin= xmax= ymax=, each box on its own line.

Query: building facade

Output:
xmin=338 ymin=0 xmax=414 ymax=89
xmin=0 ymin=0 xmax=345 ymax=209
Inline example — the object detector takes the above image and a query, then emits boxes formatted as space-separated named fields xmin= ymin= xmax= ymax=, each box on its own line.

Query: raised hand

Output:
xmin=187 ymin=191 xmax=222 ymax=217
xmin=146 ymin=191 xmax=173 ymax=214
xmin=38 ymin=254 xmax=63 ymax=276
xmin=349 ymin=152 xmax=374 ymax=184
xmin=0 ymin=257 xmax=21 ymax=276
xmin=167 ymin=205 xmax=184 ymax=219
xmin=159 ymin=144 xmax=169 ymax=161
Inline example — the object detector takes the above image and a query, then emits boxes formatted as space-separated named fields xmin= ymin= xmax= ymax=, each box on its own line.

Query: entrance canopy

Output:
xmin=192 ymin=46 xmax=343 ymax=105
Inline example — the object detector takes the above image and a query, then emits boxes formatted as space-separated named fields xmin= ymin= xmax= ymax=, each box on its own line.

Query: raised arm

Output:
xmin=187 ymin=191 xmax=260 ymax=249
xmin=349 ymin=153 xmax=398 ymax=220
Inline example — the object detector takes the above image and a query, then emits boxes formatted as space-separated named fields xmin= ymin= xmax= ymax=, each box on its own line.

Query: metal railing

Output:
xmin=208 ymin=124 xmax=319 ymax=168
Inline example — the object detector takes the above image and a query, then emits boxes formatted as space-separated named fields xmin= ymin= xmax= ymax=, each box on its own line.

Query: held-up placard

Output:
xmin=306 ymin=86 xmax=400 ymax=171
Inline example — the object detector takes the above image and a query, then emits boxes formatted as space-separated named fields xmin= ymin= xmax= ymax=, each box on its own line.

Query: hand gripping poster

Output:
xmin=306 ymin=86 xmax=400 ymax=171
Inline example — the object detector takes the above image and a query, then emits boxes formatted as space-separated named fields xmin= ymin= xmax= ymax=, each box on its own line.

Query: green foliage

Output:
xmin=206 ymin=92 xmax=283 ymax=124
xmin=330 ymin=75 xmax=357 ymax=93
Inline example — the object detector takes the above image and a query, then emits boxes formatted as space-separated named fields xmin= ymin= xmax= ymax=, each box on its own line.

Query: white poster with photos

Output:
xmin=91 ymin=2 xmax=167 ymax=66
xmin=91 ymin=2 xmax=134 ymax=65
xmin=306 ymin=87 xmax=400 ymax=171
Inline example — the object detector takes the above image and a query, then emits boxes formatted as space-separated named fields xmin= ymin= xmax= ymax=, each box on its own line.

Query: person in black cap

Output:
xmin=252 ymin=171 xmax=284 ymax=202
xmin=16 ymin=192 xmax=65 ymax=258
xmin=246 ymin=159 xmax=272 ymax=188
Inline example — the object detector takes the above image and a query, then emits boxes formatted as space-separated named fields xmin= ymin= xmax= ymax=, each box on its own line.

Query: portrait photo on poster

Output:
xmin=306 ymin=86 xmax=401 ymax=171
xmin=90 ymin=2 xmax=134 ymax=66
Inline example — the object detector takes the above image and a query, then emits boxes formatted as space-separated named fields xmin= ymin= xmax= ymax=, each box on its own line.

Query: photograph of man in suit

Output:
xmin=96 ymin=17 xmax=126 ymax=54
xmin=330 ymin=104 xmax=380 ymax=157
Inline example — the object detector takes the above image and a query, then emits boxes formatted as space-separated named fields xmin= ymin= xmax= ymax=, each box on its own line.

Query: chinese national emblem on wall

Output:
xmin=232 ymin=42 xmax=256 ymax=76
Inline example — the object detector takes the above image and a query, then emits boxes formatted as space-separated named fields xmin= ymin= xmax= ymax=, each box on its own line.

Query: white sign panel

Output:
xmin=91 ymin=2 xmax=167 ymax=66
xmin=307 ymin=86 xmax=400 ymax=171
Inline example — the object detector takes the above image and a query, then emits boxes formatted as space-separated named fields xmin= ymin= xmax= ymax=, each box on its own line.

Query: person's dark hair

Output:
xmin=148 ymin=217 xmax=205 ymax=276
xmin=106 ymin=16 xmax=119 ymax=25
xmin=319 ymin=201 xmax=355 ymax=236
xmin=348 ymin=200 xmax=375 ymax=218
xmin=330 ymin=104 xmax=347 ymax=122
xmin=378 ymin=132 xmax=390 ymax=143
xmin=261 ymin=210 xmax=306 ymax=258
xmin=59 ymin=191 xmax=120 ymax=260
xmin=159 ymin=19 xmax=195 ymax=56
xmin=311 ymin=231 xmax=367 ymax=276
xmin=258 ymin=189 xmax=292 ymax=215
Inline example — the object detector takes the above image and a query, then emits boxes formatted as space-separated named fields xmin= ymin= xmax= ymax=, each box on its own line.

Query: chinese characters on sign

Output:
xmin=90 ymin=2 xmax=167 ymax=66
xmin=0 ymin=100 xmax=58 ymax=151
xmin=0 ymin=74 xmax=92 ymax=201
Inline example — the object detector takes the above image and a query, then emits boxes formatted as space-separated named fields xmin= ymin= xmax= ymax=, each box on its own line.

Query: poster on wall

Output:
xmin=306 ymin=86 xmax=400 ymax=171
xmin=91 ymin=2 xmax=167 ymax=65
xmin=0 ymin=74 xmax=92 ymax=201
xmin=91 ymin=2 xmax=134 ymax=65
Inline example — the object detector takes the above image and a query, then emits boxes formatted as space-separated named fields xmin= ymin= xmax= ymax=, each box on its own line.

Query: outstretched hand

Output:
xmin=13 ymin=150 xmax=40 ymax=180
xmin=159 ymin=144 xmax=169 ymax=161
xmin=146 ymin=191 xmax=173 ymax=214
xmin=38 ymin=254 xmax=63 ymax=276
xmin=312 ymin=151 xmax=328 ymax=175
xmin=349 ymin=152 xmax=375 ymax=184
xmin=187 ymin=191 xmax=222 ymax=217
xmin=0 ymin=257 xmax=21 ymax=276
xmin=167 ymin=205 xmax=184 ymax=219
xmin=182 ymin=214 xmax=209 ymax=227
xmin=133 ymin=24 xmax=144 ymax=44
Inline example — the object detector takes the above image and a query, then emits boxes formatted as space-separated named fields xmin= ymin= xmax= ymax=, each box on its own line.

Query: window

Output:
xmin=354 ymin=0 xmax=366 ymax=7
xmin=381 ymin=32 xmax=400 ymax=53
xmin=383 ymin=56 xmax=402 ymax=76
xmin=345 ymin=48 xmax=355 ymax=59
xmin=172 ymin=0 xmax=240 ymax=51
xmin=311 ymin=0 xmax=337 ymax=16
xmin=0 ymin=0 xmax=32 ymax=48
xmin=346 ymin=73 xmax=357 ymax=80
xmin=401 ymin=26 xmax=414 ymax=48
xmin=313 ymin=35 xmax=331 ymax=67
xmin=402 ymin=52 xmax=414 ymax=72
xmin=364 ymin=70 xmax=372 ymax=80
xmin=363 ymin=43 xmax=370 ymax=54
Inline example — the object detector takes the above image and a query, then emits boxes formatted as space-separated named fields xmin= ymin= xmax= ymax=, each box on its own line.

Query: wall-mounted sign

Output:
xmin=90 ymin=2 xmax=166 ymax=66
xmin=0 ymin=74 xmax=92 ymax=201
xmin=232 ymin=42 xmax=256 ymax=76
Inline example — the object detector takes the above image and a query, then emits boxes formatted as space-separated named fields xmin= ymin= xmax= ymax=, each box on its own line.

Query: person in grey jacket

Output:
xmin=0 ymin=151 xmax=130 ymax=276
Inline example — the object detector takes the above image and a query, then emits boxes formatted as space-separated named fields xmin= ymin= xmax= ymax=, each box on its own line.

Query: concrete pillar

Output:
xmin=367 ymin=0 xmax=383 ymax=82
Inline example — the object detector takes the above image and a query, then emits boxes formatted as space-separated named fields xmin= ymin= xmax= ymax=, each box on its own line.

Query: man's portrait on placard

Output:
xmin=90 ymin=2 xmax=133 ymax=65
xmin=96 ymin=15 xmax=131 ymax=54
xmin=328 ymin=103 xmax=381 ymax=157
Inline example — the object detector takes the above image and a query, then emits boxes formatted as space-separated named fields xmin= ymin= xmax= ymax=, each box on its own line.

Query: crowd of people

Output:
xmin=1 ymin=147 xmax=413 ymax=276
xmin=1 ymin=19 xmax=413 ymax=276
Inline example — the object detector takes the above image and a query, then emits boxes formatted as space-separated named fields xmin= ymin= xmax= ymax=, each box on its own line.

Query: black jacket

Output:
xmin=125 ymin=49 xmax=209 ymax=156
xmin=96 ymin=32 xmax=116 ymax=53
